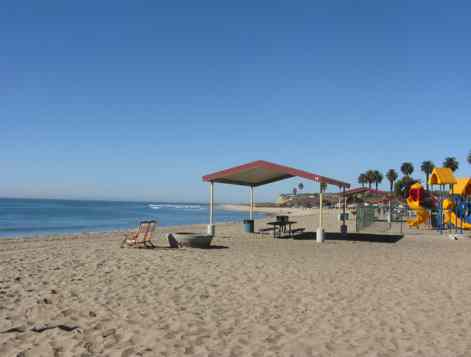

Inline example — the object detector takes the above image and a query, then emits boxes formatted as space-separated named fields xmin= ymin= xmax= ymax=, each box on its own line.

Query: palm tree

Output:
xmin=443 ymin=157 xmax=459 ymax=172
xmin=298 ymin=182 xmax=304 ymax=193
xmin=386 ymin=169 xmax=398 ymax=192
xmin=394 ymin=176 xmax=417 ymax=199
xmin=468 ymin=150 xmax=471 ymax=165
xmin=420 ymin=161 xmax=435 ymax=190
xmin=400 ymin=162 xmax=414 ymax=177
xmin=373 ymin=170 xmax=383 ymax=190
xmin=358 ymin=173 xmax=367 ymax=188
xmin=365 ymin=170 xmax=376 ymax=189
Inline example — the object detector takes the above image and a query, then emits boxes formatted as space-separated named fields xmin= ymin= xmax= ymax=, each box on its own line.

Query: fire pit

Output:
xmin=173 ymin=232 xmax=213 ymax=248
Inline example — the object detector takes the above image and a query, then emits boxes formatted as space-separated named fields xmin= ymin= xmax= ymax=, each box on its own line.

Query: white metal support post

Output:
xmin=208 ymin=181 xmax=215 ymax=236
xmin=319 ymin=191 xmax=323 ymax=227
xmin=250 ymin=185 xmax=254 ymax=220
xmin=341 ymin=186 xmax=347 ymax=234
xmin=317 ymin=183 xmax=324 ymax=242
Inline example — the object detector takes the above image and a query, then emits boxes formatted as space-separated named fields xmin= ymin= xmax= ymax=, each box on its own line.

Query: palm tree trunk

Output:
xmin=425 ymin=174 xmax=429 ymax=191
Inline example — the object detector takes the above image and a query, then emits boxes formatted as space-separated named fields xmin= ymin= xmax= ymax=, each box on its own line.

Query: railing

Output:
xmin=355 ymin=204 xmax=376 ymax=232
xmin=355 ymin=203 xmax=408 ymax=234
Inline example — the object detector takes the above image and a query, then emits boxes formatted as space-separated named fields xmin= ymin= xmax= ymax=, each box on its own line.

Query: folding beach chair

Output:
xmin=121 ymin=220 xmax=157 ymax=248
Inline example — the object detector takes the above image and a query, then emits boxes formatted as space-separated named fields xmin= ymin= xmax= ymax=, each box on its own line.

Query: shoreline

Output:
xmin=0 ymin=206 xmax=342 ymax=240
xmin=0 ymin=204 xmax=261 ymax=240
xmin=0 ymin=207 xmax=292 ymax=241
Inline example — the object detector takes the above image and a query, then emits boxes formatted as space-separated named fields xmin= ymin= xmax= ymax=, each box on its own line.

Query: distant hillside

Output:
xmin=277 ymin=189 xmax=394 ymax=208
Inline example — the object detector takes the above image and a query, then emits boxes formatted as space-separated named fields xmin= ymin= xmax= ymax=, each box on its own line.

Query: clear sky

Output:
xmin=2 ymin=1 xmax=470 ymax=203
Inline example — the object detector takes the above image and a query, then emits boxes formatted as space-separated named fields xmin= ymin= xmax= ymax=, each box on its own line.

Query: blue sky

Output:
xmin=2 ymin=1 xmax=470 ymax=202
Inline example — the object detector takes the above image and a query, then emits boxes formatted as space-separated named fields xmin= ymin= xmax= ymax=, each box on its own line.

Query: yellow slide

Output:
xmin=443 ymin=199 xmax=471 ymax=230
xmin=444 ymin=211 xmax=471 ymax=229
xmin=407 ymin=196 xmax=430 ymax=228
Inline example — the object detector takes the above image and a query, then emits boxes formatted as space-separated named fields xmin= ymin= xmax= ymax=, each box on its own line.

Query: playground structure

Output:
xmin=406 ymin=168 xmax=471 ymax=231
xmin=443 ymin=178 xmax=471 ymax=230
xmin=406 ymin=182 xmax=430 ymax=228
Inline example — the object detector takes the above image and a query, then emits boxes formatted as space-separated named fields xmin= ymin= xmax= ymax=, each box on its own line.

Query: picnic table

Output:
xmin=266 ymin=220 xmax=297 ymax=238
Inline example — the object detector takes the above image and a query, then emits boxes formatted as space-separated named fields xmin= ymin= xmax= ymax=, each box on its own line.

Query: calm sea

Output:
xmin=0 ymin=198 xmax=264 ymax=238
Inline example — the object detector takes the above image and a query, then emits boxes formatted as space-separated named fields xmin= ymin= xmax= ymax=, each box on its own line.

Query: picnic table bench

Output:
xmin=290 ymin=228 xmax=305 ymax=235
xmin=267 ymin=221 xmax=298 ymax=238
xmin=258 ymin=227 xmax=275 ymax=233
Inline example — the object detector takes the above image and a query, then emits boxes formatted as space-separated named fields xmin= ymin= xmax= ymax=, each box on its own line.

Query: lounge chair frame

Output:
xmin=121 ymin=220 xmax=157 ymax=248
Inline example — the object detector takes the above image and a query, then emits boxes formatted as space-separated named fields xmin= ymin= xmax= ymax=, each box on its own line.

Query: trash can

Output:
xmin=243 ymin=219 xmax=254 ymax=233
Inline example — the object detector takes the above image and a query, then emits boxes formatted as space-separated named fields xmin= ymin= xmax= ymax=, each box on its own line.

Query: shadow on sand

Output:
xmin=133 ymin=245 xmax=229 ymax=250
xmin=186 ymin=245 xmax=229 ymax=250
xmin=293 ymin=231 xmax=403 ymax=243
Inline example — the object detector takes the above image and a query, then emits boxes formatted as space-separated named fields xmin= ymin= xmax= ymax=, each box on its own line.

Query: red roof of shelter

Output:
xmin=202 ymin=160 xmax=350 ymax=188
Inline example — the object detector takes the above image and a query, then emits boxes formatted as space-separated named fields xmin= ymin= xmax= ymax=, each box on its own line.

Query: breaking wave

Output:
xmin=148 ymin=204 xmax=203 ymax=210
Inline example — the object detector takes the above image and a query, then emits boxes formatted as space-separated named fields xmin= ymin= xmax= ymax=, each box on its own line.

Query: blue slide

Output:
xmin=452 ymin=196 xmax=471 ymax=226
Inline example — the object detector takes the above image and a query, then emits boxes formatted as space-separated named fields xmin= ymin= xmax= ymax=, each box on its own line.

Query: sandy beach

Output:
xmin=2 ymin=211 xmax=471 ymax=357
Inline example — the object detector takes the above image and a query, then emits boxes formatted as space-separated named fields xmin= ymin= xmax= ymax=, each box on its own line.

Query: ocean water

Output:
xmin=0 ymin=198 xmax=264 ymax=238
